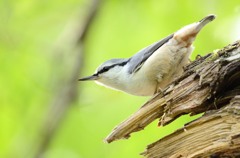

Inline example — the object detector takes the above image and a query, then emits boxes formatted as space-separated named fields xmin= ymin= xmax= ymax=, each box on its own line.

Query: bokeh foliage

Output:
xmin=0 ymin=0 xmax=240 ymax=158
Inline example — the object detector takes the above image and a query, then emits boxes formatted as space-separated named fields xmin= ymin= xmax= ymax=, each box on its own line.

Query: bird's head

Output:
xmin=79 ymin=58 xmax=129 ymax=88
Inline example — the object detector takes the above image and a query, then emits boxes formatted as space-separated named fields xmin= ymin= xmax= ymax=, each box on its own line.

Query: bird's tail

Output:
xmin=173 ymin=14 xmax=216 ymax=45
xmin=196 ymin=14 xmax=216 ymax=31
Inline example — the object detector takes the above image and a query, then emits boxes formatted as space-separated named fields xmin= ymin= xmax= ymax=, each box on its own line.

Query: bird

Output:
xmin=79 ymin=15 xmax=216 ymax=96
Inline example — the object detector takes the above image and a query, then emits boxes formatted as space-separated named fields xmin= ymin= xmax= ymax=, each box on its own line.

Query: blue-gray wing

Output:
xmin=128 ymin=34 xmax=173 ymax=74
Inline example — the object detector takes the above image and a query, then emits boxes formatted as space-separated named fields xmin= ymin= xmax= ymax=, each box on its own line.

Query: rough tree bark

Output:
xmin=105 ymin=40 xmax=240 ymax=158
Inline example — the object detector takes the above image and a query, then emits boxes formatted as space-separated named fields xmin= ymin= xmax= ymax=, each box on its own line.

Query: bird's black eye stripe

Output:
xmin=118 ymin=60 xmax=128 ymax=66
xmin=97 ymin=66 xmax=111 ymax=74
xmin=102 ymin=66 xmax=110 ymax=72
xmin=97 ymin=60 xmax=128 ymax=74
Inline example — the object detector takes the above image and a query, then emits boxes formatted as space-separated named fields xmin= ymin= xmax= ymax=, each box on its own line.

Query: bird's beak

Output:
xmin=78 ymin=74 xmax=99 ymax=81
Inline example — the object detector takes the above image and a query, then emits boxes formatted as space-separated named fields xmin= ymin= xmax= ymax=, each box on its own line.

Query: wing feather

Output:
xmin=128 ymin=34 xmax=173 ymax=74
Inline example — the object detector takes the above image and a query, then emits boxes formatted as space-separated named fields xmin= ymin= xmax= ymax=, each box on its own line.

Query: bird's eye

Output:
xmin=98 ymin=66 xmax=110 ymax=74
xmin=102 ymin=66 xmax=109 ymax=72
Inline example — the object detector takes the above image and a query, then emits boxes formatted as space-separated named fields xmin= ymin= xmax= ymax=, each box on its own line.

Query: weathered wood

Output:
xmin=105 ymin=39 xmax=240 ymax=155
xmin=142 ymin=95 xmax=240 ymax=158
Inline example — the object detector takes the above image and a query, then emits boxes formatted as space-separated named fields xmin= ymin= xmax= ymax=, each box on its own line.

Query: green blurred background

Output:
xmin=0 ymin=0 xmax=240 ymax=158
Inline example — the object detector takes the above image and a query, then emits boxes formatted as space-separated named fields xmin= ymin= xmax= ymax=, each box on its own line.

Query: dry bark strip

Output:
xmin=105 ymin=40 xmax=240 ymax=152
xmin=142 ymin=95 xmax=240 ymax=158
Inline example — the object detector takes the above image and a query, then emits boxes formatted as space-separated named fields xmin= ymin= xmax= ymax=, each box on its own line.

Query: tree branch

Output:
xmin=33 ymin=0 xmax=102 ymax=157
xmin=142 ymin=95 xmax=240 ymax=157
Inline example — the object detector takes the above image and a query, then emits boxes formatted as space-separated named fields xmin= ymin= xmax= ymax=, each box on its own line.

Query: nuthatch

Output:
xmin=79 ymin=15 xmax=216 ymax=96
